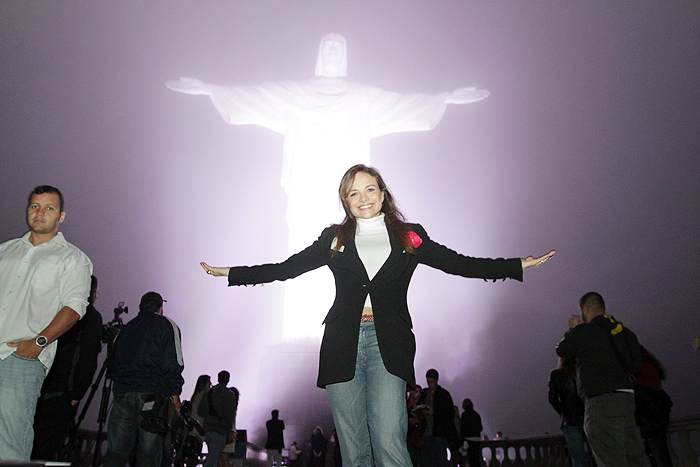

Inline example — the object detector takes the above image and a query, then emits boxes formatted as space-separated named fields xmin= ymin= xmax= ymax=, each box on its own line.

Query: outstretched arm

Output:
xmin=445 ymin=87 xmax=490 ymax=105
xmin=199 ymin=228 xmax=334 ymax=286
xmin=165 ymin=77 xmax=212 ymax=96
xmin=201 ymin=262 xmax=230 ymax=277
xmin=521 ymin=250 xmax=555 ymax=270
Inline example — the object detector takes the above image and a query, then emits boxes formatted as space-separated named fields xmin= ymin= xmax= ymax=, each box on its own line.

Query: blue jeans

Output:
xmin=584 ymin=392 xmax=651 ymax=467
xmin=267 ymin=448 xmax=283 ymax=466
xmin=326 ymin=322 xmax=413 ymax=467
xmin=562 ymin=425 xmax=587 ymax=467
xmin=104 ymin=392 xmax=163 ymax=467
xmin=203 ymin=431 xmax=227 ymax=467
xmin=0 ymin=353 xmax=45 ymax=460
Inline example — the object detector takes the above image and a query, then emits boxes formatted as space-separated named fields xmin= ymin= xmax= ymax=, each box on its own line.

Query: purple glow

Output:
xmin=1 ymin=1 xmax=698 ymax=446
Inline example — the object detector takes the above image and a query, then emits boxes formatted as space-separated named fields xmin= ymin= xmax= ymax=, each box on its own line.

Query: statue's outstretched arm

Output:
xmin=445 ymin=86 xmax=490 ymax=105
xmin=165 ymin=77 xmax=212 ymax=96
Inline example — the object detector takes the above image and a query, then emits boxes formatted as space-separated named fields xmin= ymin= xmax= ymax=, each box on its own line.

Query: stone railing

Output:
xmin=668 ymin=414 xmax=700 ymax=467
xmin=477 ymin=434 xmax=579 ymax=467
xmin=66 ymin=429 xmax=266 ymax=466
xmin=474 ymin=414 xmax=700 ymax=467
xmin=62 ymin=414 xmax=700 ymax=467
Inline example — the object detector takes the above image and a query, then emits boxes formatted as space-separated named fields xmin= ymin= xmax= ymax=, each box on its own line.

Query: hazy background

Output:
xmin=1 ymin=0 xmax=698 ymax=446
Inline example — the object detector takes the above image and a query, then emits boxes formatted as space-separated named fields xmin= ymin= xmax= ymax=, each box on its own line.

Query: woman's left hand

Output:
xmin=200 ymin=262 xmax=230 ymax=277
xmin=521 ymin=250 xmax=556 ymax=269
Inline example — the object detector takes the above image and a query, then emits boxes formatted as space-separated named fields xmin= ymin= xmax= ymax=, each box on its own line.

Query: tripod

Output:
xmin=61 ymin=305 xmax=125 ymax=465
xmin=58 ymin=351 xmax=112 ymax=464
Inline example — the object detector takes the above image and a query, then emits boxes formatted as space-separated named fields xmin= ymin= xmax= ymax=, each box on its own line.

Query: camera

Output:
xmin=166 ymin=400 xmax=204 ymax=461
xmin=102 ymin=301 xmax=128 ymax=344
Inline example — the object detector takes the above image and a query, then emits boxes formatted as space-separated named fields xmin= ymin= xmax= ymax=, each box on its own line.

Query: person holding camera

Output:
xmin=32 ymin=275 xmax=103 ymax=461
xmin=104 ymin=292 xmax=184 ymax=467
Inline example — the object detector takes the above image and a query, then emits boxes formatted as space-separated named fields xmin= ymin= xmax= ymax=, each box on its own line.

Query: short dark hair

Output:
xmin=579 ymin=292 xmax=605 ymax=312
xmin=426 ymin=368 xmax=439 ymax=380
xmin=139 ymin=291 xmax=165 ymax=311
xmin=29 ymin=185 xmax=64 ymax=212
xmin=272 ymin=409 xmax=279 ymax=417
xmin=218 ymin=370 xmax=230 ymax=385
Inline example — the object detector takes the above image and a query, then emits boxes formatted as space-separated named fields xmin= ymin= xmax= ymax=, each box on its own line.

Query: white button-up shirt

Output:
xmin=0 ymin=232 xmax=92 ymax=370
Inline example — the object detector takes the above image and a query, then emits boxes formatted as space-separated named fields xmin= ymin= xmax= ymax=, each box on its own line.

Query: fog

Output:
xmin=1 ymin=1 xmax=698 ymax=446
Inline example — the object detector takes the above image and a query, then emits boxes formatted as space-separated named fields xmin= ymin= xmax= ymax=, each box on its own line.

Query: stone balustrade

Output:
xmin=62 ymin=414 xmax=699 ymax=467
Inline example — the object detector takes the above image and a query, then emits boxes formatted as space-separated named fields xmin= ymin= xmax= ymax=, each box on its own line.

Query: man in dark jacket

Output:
xmin=104 ymin=292 xmax=184 ymax=467
xmin=265 ymin=409 xmax=285 ymax=467
xmin=198 ymin=370 xmax=237 ymax=467
xmin=419 ymin=368 xmax=457 ymax=467
xmin=556 ymin=291 xmax=650 ymax=467
xmin=32 ymin=275 xmax=103 ymax=461
xmin=459 ymin=398 xmax=483 ymax=467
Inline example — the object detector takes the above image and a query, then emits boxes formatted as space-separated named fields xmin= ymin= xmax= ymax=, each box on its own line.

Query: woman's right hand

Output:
xmin=200 ymin=262 xmax=230 ymax=277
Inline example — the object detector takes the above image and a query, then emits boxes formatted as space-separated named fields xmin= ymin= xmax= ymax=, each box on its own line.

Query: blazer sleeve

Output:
xmin=412 ymin=224 xmax=523 ymax=282
xmin=228 ymin=228 xmax=334 ymax=286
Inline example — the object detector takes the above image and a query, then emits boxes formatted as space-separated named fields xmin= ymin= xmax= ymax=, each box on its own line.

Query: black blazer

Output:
xmin=227 ymin=223 xmax=522 ymax=388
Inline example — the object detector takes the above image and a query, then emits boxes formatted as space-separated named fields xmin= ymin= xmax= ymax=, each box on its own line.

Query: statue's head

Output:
xmin=315 ymin=33 xmax=347 ymax=78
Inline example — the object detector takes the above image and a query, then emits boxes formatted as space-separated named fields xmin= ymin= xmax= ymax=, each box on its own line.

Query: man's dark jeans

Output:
xmin=104 ymin=392 xmax=163 ymax=467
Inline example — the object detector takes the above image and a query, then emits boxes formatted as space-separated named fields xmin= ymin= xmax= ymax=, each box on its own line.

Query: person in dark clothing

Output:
xmin=406 ymin=384 xmax=424 ymax=467
xmin=330 ymin=428 xmax=342 ymax=467
xmin=198 ymin=370 xmax=237 ymax=467
xmin=556 ymin=291 xmax=650 ymax=467
xmin=265 ymin=409 xmax=286 ymax=467
xmin=309 ymin=426 xmax=328 ymax=467
xmin=459 ymin=398 xmax=483 ymax=467
xmin=201 ymin=164 xmax=556 ymax=467
xmin=31 ymin=274 xmax=103 ymax=461
xmin=548 ymin=357 xmax=587 ymax=467
xmin=636 ymin=346 xmax=673 ymax=467
xmin=104 ymin=292 xmax=184 ymax=467
xmin=419 ymin=369 xmax=457 ymax=467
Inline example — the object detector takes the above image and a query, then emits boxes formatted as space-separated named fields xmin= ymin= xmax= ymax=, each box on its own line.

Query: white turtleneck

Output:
xmin=356 ymin=213 xmax=391 ymax=307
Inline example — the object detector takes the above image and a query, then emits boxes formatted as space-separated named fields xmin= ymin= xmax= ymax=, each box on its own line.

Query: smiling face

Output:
xmin=345 ymin=171 xmax=385 ymax=219
xmin=27 ymin=192 xmax=65 ymax=239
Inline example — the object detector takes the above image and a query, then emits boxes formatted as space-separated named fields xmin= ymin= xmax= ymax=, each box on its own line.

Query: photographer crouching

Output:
xmin=104 ymin=292 xmax=184 ymax=467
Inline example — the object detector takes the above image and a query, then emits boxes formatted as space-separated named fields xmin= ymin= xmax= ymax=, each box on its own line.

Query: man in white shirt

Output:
xmin=0 ymin=185 xmax=92 ymax=461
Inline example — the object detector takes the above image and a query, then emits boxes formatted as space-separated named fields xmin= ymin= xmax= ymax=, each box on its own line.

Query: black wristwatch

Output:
xmin=35 ymin=335 xmax=48 ymax=348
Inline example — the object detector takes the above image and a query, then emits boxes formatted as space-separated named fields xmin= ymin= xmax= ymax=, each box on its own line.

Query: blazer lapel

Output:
xmin=372 ymin=227 xmax=403 ymax=280
xmin=342 ymin=236 xmax=370 ymax=281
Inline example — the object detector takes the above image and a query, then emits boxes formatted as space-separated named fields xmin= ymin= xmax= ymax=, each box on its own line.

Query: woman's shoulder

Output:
xmin=405 ymin=223 xmax=428 ymax=241
xmin=409 ymin=222 xmax=425 ymax=230
xmin=322 ymin=225 xmax=339 ymax=235
xmin=319 ymin=226 xmax=339 ymax=241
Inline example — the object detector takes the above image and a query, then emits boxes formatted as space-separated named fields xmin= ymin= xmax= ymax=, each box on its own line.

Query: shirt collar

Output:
xmin=21 ymin=231 xmax=67 ymax=247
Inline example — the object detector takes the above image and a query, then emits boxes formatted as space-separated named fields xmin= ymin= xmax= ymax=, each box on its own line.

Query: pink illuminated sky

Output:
xmin=1 ymin=1 xmax=698 ymax=445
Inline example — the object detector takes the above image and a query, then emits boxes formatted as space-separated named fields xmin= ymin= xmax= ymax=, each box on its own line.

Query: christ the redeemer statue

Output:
xmin=167 ymin=33 xmax=490 ymax=340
